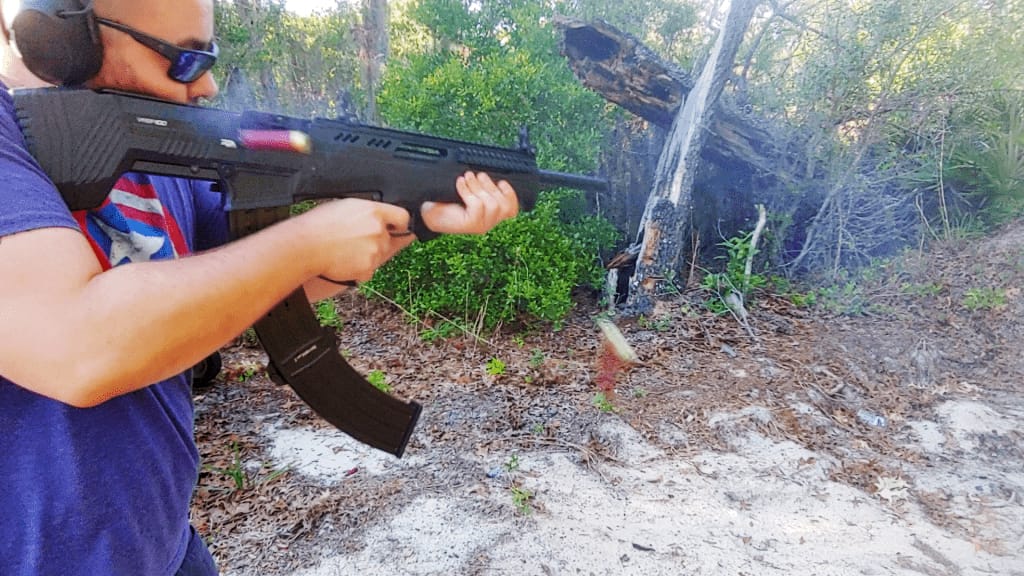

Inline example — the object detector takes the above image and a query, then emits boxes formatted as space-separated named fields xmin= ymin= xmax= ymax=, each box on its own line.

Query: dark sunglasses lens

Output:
xmin=170 ymin=50 xmax=217 ymax=83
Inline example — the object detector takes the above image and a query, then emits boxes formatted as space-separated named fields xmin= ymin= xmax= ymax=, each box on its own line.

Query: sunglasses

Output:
xmin=94 ymin=17 xmax=219 ymax=83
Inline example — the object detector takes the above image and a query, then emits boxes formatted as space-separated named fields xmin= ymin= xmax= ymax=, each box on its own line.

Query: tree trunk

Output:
xmin=358 ymin=0 xmax=388 ymax=124
xmin=625 ymin=0 xmax=760 ymax=314
xmin=222 ymin=66 xmax=257 ymax=110
xmin=232 ymin=0 xmax=279 ymax=108
xmin=554 ymin=15 xmax=799 ymax=185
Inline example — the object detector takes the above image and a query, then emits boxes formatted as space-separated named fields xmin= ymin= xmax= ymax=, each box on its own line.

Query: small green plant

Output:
xmin=254 ymin=466 xmax=290 ymax=487
xmin=900 ymin=282 xmax=943 ymax=297
xmin=236 ymin=363 xmax=260 ymax=383
xmin=592 ymin=392 xmax=616 ymax=413
xmin=963 ymin=287 xmax=1006 ymax=311
xmin=637 ymin=314 xmax=672 ymax=332
xmin=814 ymin=280 xmax=869 ymax=316
xmin=366 ymin=369 xmax=392 ymax=393
xmin=315 ymin=299 xmax=344 ymax=330
xmin=701 ymin=231 xmax=767 ymax=315
xmin=769 ymin=276 xmax=818 ymax=308
xmin=528 ymin=349 xmax=545 ymax=369
xmin=418 ymin=320 xmax=462 ymax=342
xmin=531 ymin=423 xmax=545 ymax=435
xmin=493 ymin=454 xmax=534 ymax=514
xmin=789 ymin=291 xmax=818 ymax=308
xmin=510 ymin=486 xmax=534 ymax=515
xmin=486 ymin=357 xmax=507 ymax=376
xmin=239 ymin=327 xmax=259 ymax=347
xmin=631 ymin=387 xmax=648 ymax=398
xmin=204 ymin=441 xmax=289 ymax=492
xmin=504 ymin=454 xmax=521 ymax=473
xmin=206 ymin=441 xmax=246 ymax=490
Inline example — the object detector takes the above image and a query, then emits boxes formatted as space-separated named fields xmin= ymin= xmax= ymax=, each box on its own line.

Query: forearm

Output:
xmin=2 ymin=217 xmax=326 ymax=406
xmin=304 ymin=276 xmax=352 ymax=303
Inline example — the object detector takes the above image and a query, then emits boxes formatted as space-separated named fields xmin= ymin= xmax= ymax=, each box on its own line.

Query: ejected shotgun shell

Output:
xmin=596 ymin=318 xmax=639 ymax=363
xmin=239 ymin=129 xmax=312 ymax=154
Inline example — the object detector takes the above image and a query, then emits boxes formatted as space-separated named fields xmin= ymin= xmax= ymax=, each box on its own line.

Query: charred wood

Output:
xmin=555 ymin=16 xmax=801 ymax=184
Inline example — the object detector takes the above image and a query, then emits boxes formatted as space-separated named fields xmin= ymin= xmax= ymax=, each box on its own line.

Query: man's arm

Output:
xmin=0 ymin=197 xmax=414 ymax=407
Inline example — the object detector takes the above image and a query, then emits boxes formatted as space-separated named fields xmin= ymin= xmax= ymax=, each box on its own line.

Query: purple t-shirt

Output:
xmin=0 ymin=86 xmax=228 ymax=575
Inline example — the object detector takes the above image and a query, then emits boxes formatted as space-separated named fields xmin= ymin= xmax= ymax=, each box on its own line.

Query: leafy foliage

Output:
xmin=949 ymin=96 xmax=1024 ymax=225
xmin=743 ymin=0 xmax=1024 ymax=272
xmin=365 ymin=190 xmax=618 ymax=329
xmin=366 ymin=0 xmax=618 ymax=329
xmin=208 ymin=0 xmax=1024 ymax=307
xmin=379 ymin=2 xmax=608 ymax=172
xmin=213 ymin=0 xmax=363 ymax=116
xmin=701 ymin=231 xmax=767 ymax=315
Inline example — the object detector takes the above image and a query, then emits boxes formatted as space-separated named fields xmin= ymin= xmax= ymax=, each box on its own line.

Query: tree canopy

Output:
xmin=211 ymin=0 xmax=1023 ymax=323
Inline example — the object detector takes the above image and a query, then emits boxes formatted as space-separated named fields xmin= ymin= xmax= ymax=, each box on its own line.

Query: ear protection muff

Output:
xmin=11 ymin=0 xmax=102 ymax=86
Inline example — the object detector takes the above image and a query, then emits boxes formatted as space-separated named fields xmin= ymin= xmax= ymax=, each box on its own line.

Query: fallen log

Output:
xmin=554 ymin=16 xmax=800 ymax=183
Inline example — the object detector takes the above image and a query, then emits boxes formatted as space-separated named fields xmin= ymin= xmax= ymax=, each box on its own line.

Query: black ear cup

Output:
xmin=11 ymin=0 xmax=102 ymax=86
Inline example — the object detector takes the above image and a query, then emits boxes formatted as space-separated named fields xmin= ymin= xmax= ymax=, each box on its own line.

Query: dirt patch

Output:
xmin=192 ymin=220 xmax=1024 ymax=576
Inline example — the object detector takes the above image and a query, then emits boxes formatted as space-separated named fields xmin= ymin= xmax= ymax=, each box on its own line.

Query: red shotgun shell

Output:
xmin=239 ymin=129 xmax=312 ymax=154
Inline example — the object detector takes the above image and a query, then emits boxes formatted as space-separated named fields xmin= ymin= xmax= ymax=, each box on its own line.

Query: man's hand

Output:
xmin=302 ymin=172 xmax=520 ymax=302
xmin=301 ymin=198 xmax=416 ymax=284
xmin=420 ymin=171 xmax=519 ymax=235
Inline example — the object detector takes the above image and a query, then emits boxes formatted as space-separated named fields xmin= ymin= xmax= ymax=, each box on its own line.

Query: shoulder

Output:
xmin=0 ymin=85 xmax=78 ymax=236
xmin=0 ymin=85 xmax=23 ymax=143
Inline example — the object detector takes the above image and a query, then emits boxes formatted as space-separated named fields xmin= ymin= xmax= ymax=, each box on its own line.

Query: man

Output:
xmin=0 ymin=1 xmax=520 ymax=574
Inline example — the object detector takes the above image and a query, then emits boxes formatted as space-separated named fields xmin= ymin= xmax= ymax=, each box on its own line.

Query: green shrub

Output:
xmin=951 ymin=96 xmax=1024 ymax=226
xmin=363 ymin=0 xmax=619 ymax=331
xmin=701 ymin=231 xmax=767 ymax=314
xmin=963 ymin=287 xmax=1006 ymax=311
xmin=365 ymin=190 xmax=617 ymax=330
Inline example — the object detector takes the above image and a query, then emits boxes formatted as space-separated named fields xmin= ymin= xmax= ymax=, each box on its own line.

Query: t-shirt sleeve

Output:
xmin=191 ymin=180 xmax=229 ymax=252
xmin=0 ymin=87 xmax=78 ymax=237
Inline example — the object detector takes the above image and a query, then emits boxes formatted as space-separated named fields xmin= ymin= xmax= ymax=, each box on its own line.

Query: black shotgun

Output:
xmin=14 ymin=87 xmax=607 ymax=457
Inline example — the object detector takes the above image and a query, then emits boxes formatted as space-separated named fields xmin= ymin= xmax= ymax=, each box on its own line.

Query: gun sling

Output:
xmin=229 ymin=209 xmax=422 ymax=457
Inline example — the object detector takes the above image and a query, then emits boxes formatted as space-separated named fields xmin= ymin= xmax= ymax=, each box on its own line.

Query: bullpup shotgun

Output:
xmin=13 ymin=87 xmax=606 ymax=457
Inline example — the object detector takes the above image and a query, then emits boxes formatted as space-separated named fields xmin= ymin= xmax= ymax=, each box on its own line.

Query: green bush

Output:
xmin=365 ymin=190 xmax=617 ymax=330
xmin=364 ymin=1 xmax=617 ymax=331
xmin=951 ymin=96 xmax=1024 ymax=226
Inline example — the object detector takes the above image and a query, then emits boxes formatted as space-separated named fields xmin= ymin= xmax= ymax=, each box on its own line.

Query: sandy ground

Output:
xmin=212 ymin=395 xmax=1022 ymax=576
xmin=196 ymin=223 xmax=1024 ymax=576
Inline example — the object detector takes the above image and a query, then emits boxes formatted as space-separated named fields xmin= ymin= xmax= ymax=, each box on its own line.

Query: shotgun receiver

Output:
xmin=13 ymin=87 xmax=606 ymax=457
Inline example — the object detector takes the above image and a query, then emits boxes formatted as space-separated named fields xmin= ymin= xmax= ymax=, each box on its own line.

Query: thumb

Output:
xmin=419 ymin=201 xmax=468 ymax=233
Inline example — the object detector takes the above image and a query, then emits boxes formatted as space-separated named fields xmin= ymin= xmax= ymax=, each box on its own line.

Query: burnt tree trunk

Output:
xmin=625 ymin=0 xmax=760 ymax=314
xmin=555 ymin=16 xmax=799 ymax=185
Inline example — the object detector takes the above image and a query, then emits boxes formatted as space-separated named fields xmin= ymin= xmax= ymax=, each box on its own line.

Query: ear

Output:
xmin=11 ymin=0 xmax=103 ymax=86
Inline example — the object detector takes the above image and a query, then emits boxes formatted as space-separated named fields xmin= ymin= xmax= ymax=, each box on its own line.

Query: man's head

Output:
xmin=8 ymin=0 xmax=218 ymax=103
